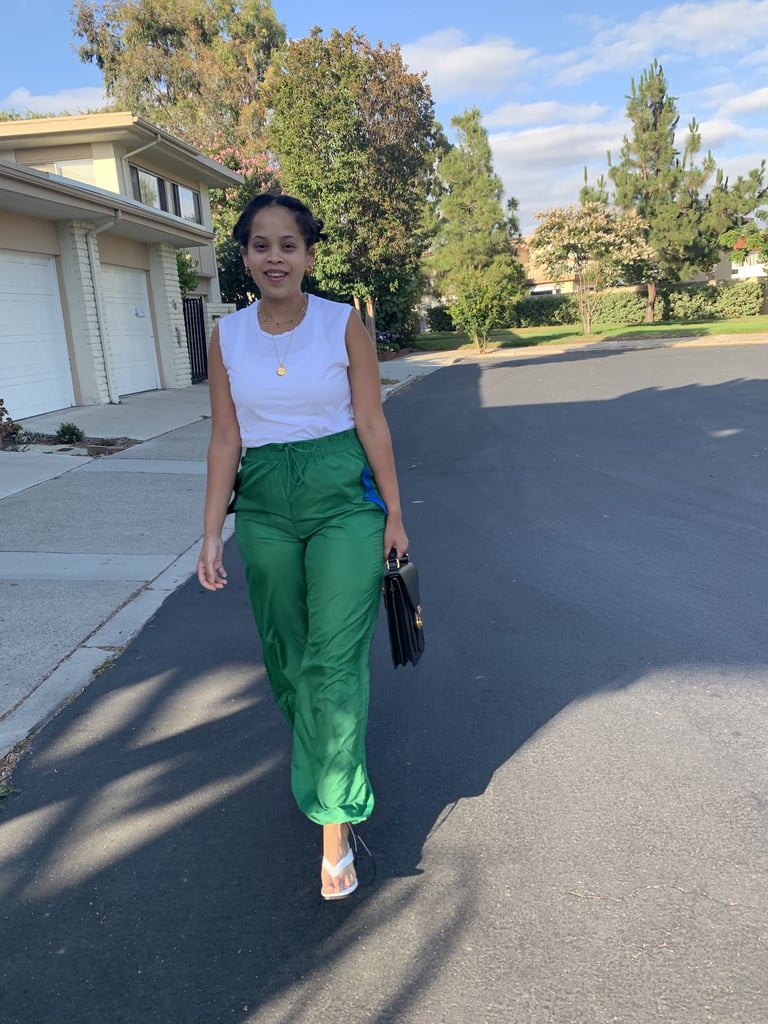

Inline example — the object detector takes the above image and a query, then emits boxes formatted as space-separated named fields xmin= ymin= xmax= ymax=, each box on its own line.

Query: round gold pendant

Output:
xmin=276 ymin=365 xmax=287 ymax=377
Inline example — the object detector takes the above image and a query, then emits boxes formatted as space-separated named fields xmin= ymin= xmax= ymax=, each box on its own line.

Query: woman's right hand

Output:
xmin=197 ymin=535 xmax=227 ymax=591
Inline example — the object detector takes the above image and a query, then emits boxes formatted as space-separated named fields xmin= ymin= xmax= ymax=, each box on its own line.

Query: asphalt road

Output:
xmin=2 ymin=344 xmax=767 ymax=1024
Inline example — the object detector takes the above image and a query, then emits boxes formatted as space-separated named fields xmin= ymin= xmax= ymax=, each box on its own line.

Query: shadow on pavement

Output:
xmin=2 ymin=351 xmax=767 ymax=1022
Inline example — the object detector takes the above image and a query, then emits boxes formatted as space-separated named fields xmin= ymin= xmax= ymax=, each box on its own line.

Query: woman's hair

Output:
xmin=232 ymin=193 xmax=327 ymax=248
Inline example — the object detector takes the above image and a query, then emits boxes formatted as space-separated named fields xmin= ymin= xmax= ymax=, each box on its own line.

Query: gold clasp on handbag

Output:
xmin=385 ymin=548 xmax=405 ymax=572
xmin=415 ymin=606 xmax=423 ymax=629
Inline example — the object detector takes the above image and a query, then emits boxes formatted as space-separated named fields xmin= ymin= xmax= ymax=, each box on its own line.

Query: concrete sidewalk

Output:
xmin=0 ymin=352 xmax=452 ymax=758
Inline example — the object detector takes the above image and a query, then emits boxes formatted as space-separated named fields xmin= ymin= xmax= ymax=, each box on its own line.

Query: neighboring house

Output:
xmin=710 ymin=248 xmax=767 ymax=284
xmin=520 ymin=233 xmax=767 ymax=296
xmin=517 ymin=236 xmax=571 ymax=295
xmin=0 ymin=112 xmax=242 ymax=419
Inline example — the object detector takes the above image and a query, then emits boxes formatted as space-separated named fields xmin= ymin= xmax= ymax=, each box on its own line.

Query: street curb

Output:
xmin=0 ymin=523 xmax=234 ymax=761
xmin=488 ymin=333 xmax=768 ymax=360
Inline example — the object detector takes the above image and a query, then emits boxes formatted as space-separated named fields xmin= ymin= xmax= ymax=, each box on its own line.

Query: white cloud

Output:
xmin=491 ymin=120 xmax=626 ymax=173
xmin=485 ymin=101 xmax=608 ymax=129
xmin=401 ymin=29 xmax=536 ymax=98
xmin=698 ymin=117 xmax=747 ymax=146
xmin=739 ymin=44 xmax=768 ymax=65
xmin=685 ymin=82 xmax=742 ymax=112
xmin=1 ymin=86 xmax=107 ymax=115
xmin=717 ymin=150 xmax=768 ymax=181
xmin=557 ymin=0 xmax=768 ymax=84
xmin=489 ymin=120 xmax=627 ymax=232
xmin=716 ymin=86 xmax=768 ymax=118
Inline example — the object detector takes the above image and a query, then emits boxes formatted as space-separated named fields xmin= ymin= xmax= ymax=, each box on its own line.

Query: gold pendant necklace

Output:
xmin=258 ymin=296 xmax=307 ymax=376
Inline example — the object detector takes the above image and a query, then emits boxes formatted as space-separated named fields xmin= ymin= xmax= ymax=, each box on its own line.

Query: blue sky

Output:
xmin=2 ymin=0 xmax=767 ymax=230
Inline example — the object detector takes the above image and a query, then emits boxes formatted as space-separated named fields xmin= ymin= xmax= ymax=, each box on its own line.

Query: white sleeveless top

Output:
xmin=218 ymin=294 xmax=355 ymax=447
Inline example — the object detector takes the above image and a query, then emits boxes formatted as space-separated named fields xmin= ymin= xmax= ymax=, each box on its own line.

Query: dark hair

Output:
xmin=232 ymin=193 xmax=327 ymax=248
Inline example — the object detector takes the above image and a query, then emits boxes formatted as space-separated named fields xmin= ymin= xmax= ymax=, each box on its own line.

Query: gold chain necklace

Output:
xmin=257 ymin=295 xmax=308 ymax=377
xmin=257 ymin=296 xmax=306 ymax=328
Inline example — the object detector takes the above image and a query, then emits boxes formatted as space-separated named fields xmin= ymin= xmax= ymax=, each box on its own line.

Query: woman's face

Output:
xmin=240 ymin=205 xmax=315 ymax=301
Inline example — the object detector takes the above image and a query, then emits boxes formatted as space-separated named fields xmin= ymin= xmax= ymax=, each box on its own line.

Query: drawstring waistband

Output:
xmin=242 ymin=429 xmax=362 ymax=488
xmin=284 ymin=444 xmax=309 ymax=486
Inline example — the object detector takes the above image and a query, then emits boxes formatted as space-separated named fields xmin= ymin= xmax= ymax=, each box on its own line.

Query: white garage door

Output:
xmin=101 ymin=265 xmax=160 ymax=396
xmin=0 ymin=250 xmax=75 ymax=419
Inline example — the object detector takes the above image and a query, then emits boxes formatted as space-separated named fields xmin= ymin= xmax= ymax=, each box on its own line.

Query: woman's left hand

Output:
xmin=384 ymin=519 xmax=409 ymax=559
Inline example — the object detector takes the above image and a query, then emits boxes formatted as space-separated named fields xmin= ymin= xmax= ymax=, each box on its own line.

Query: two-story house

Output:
xmin=0 ymin=112 xmax=242 ymax=419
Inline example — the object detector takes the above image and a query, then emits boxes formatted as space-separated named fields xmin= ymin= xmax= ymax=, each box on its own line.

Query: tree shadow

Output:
xmin=2 ymin=348 xmax=767 ymax=1022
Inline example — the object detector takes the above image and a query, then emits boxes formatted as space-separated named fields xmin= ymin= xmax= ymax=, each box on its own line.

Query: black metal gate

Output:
xmin=183 ymin=296 xmax=208 ymax=382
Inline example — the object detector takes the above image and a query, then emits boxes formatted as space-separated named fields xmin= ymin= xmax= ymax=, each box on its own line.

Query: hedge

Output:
xmin=512 ymin=294 xmax=579 ymax=327
xmin=425 ymin=305 xmax=455 ymax=332
xmin=593 ymin=291 xmax=647 ymax=325
xmin=657 ymin=279 xmax=765 ymax=320
xmin=713 ymin=278 xmax=764 ymax=318
xmin=510 ymin=280 xmax=764 ymax=328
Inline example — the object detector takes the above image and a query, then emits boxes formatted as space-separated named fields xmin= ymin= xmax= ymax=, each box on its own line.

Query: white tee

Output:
xmin=218 ymin=294 xmax=356 ymax=447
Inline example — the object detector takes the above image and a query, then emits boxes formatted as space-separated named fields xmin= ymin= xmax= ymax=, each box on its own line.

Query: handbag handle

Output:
xmin=385 ymin=548 xmax=409 ymax=572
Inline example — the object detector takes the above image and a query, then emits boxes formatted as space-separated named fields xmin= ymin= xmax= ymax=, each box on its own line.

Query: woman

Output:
xmin=196 ymin=193 xmax=408 ymax=899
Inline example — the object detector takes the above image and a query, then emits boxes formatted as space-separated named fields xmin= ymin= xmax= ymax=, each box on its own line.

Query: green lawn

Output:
xmin=413 ymin=316 xmax=768 ymax=353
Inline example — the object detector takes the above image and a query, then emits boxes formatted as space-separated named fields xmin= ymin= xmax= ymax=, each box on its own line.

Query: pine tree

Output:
xmin=609 ymin=60 xmax=716 ymax=321
xmin=608 ymin=60 xmax=766 ymax=321
xmin=429 ymin=107 xmax=524 ymax=349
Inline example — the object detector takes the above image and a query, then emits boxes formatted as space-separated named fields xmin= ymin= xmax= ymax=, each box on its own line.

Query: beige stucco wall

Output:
xmin=97 ymin=234 xmax=150 ymax=270
xmin=91 ymin=142 xmax=120 ymax=192
xmin=147 ymin=242 xmax=190 ymax=389
xmin=0 ymin=210 xmax=61 ymax=255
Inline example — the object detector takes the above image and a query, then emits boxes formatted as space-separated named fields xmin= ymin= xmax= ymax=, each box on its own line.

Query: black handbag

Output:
xmin=382 ymin=550 xmax=425 ymax=668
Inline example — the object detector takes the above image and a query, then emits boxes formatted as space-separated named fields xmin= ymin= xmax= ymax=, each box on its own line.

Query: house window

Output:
xmin=130 ymin=166 xmax=168 ymax=211
xmin=54 ymin=158 xmax=98 ymax=186
xmin=172 ymin=183 xmax=202 ymax=223
xmin=129 ymin=164 xmax=201 ymax=223
xmin=25 ymin=157 xmax=98 ymax=186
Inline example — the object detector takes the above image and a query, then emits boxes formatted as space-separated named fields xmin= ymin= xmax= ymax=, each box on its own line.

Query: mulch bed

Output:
xmin=1 ymin=431 xmax=141 ymax=454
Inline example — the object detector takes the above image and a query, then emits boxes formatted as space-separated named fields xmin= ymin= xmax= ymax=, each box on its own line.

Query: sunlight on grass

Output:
xmin=414 ymin=316 xmax=768 ymax=353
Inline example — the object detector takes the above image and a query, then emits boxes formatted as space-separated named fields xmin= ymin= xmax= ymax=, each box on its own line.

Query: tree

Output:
xmin=72 ymin=0 xmax=285 ymax=152
xmin=72 ymin=0 xmax=286 ymax=304
xmin=428 ymin=107 xmax=524 ymax=349
xmin=609 ymin=60 xmax=765 ymax=321
xmin=530 ymin=203 xmax=658 ymax=336
xmin=715 ymin=166 xmax=768 ymax=272
xmin=579 ymin=168 xmax=610 ymax=206
xmin=263 ymin=27 xmax=445 ymax=337
xmin=176 ymin=248 xmax=199 ymax=296
xmin=208 ymin=147 xmax=280 ymax=305
xmin=449 ymin=261 xmax=521 ymax=349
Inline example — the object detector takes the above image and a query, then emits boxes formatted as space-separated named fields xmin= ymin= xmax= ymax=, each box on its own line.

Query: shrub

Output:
xmin=714 ymin=278 xmax=764 ymax=318
xmin=0 ymin=397 xmax=15 ymax=438
xmin=375 ymin=274 xmax=426 ymax=342
xmin=425 ymin=305 xmax=454 ymax=332
xmin=662 ymin=285 xmax=718 ymax=321
xmin=376 ymin=331 xmax=401 ymax=355
xmin=593 ymin=291 xmax=646 ymax=325
xmin=512 ymin=294 xmax=579 ymax=327
xmin=56 ymin=421 xmax=85 ymax=444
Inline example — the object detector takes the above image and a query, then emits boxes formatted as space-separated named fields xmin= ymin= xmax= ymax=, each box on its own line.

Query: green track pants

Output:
xmin=233 ymin=429 xmax=385 ymax=825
